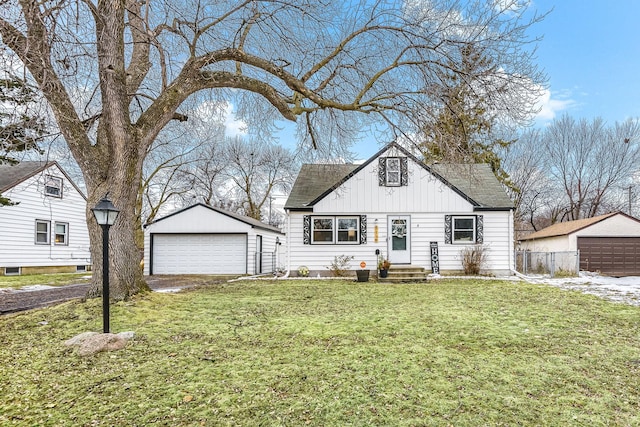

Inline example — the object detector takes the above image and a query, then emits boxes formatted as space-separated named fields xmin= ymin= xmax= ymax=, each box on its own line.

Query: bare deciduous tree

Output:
xmin=0 ymin=0 xmax=547 ymax=298
xmin=224 ymin=137 xmax=296 ymax=221
xmin=504 ymin=115 xmax=640 ymax=233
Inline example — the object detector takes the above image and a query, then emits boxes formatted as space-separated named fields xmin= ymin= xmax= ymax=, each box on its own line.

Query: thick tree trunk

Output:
xmin=84 ymin=148 xmax=150 ymax=301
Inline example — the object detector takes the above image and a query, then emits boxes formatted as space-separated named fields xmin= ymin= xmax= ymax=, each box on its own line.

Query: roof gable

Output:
xmin=146 ymin=203 xmax=284 ymax=234
xmin=519 ymin=212 xmax=638 ymax=240
xmin=0 ymin=161 xmax=86 ymax=200
xmin=285 ymin=142 xmax=513 ymax=210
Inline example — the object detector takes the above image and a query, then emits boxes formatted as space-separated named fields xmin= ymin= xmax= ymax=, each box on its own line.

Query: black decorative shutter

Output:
xmin=303 ymin=215 xmax=311 ymax=244
xmin=400 ymin=157 xmax=408 ymax=186
xmin=360 ymin=215 xmax=367 ymax=244
xmin=444 ymin=215 xmax=452 ymax=244
xmin=475 ymin=215 xmax=483 ymax=244
xmin=378 ymin=158 xmax=387 ymax=186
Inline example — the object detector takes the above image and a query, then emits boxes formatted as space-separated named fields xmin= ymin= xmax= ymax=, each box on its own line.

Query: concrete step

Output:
xmin=378 ymin=265 xmax=428 ymax=282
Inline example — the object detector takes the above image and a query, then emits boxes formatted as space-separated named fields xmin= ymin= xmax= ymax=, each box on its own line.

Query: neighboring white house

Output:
xmin=143 ymin=203 xmax=285 ymax=275
xmin=518 ymin=211 xmax=640 ymax=276
xmin=284 ymin=142 xmax=515 ymax=276
xmin=0 ymin=161 xmax=91 ymax=275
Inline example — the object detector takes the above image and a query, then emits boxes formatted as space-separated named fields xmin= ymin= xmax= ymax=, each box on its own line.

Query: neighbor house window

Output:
xmin=309 ymin=216 xmax=361 ymax=244
xmin=54 ymin=222 xmax=68 ymax=245
xmin=4 ymin=267 xmax=20 ymax=276
xmin=35 ymin=220 xmax=50 ymax=244
xmin=44 ymin=175 xmax=63 ymax=198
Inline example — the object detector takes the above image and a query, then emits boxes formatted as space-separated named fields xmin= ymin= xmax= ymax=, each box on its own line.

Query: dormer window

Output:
xmin=378 ymin=156 xmax=408 ymax=187
xmin=385 ymin=158 xmax=401 ymax=186
xmin=45 ymin=175 xmax=63 ymax=198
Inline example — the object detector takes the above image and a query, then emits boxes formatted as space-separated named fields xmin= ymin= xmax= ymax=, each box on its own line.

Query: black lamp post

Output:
xmin=91 ymin=196 xmax=119 ymax=333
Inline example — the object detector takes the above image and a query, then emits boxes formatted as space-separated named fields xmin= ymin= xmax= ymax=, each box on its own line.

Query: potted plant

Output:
xmin=378 ymin=258 xmax=391 ymax=278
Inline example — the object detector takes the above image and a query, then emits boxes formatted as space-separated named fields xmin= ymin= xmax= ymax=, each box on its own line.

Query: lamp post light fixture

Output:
xmin=91 ymin=196 xmax=120 ymax=333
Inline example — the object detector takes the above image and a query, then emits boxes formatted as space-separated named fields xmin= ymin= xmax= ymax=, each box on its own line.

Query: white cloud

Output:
xmin=533 ymin=88 xmax=577 ymax=123
xmin=222 ymin=102 xmax=247 ymax=137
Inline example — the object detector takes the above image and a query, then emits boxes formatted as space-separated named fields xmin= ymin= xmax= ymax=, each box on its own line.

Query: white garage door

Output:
xmin=152 ymin=234 xmax=247 ymax=274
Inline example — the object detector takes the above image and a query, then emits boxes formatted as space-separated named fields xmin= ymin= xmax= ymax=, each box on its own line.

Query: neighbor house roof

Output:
xmin=0 ymin=161 xmax=52 ymax=193
xmin=519 ymin=212 xmax=627 ymax=241
xmin=0 ymin=161 xmax=87 ymax=199
xmin=284 ymin=142 xmax=513 ymax=210
xmin=146 ymin=202 xmax=284 ymax=234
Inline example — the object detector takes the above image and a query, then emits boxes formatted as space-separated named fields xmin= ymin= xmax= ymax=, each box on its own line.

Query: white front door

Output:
xmin=388 ymin=216 xmax=411 ymax=264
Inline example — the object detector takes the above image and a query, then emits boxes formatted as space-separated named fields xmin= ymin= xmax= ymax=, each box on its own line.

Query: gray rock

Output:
xmin=65 ymin=331 xmax=134 ymax=356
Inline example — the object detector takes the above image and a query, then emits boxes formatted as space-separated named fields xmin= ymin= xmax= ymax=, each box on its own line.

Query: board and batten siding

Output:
xmin=0 ymin=165 xmax=90 ymax=269
xmin=287 ymin=210 xmax=513 ymax=275
xmin=312 ymin=160 xmax=473 ymax=214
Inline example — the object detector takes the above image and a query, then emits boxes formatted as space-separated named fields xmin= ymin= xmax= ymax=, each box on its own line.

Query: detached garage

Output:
xmin=519 ymin=212 xmax=640 ymax=276
xmin=144 ymin=203 xmax=285 ymax=276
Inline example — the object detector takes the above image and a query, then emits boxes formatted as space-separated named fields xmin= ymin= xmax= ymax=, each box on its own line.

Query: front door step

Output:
xmin=378 ymin=265 xmax=427 ymax=282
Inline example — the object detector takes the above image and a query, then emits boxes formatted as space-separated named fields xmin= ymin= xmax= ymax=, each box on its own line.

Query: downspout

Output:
xmin=280 ymin=208 xmax=291 ymax=278
xmin=509 ymin=208 xmax=516 ymax=276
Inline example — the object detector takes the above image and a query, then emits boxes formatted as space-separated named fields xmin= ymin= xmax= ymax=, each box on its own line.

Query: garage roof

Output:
xmin=146 ymin=203 xmax=284 ymax=234
xmin=519 ymin=212 xmax=636 ymax=241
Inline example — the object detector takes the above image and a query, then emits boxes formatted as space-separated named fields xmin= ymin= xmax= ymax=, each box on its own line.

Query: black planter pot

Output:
xmin=379 ymin=269 xmax=388 ymax=278
xmin=356 ymin=269 xmax=370 ymax=282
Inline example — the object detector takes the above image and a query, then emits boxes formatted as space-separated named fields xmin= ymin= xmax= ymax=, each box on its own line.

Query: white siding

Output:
xmin=143 ymin=204 xmax=285 ymax=275
xmin=286 ymin=210 xmax=513 ymax=275
xmin=313 ymin=160 xmax=474 ymax=214
xmin=0 ymin=164 xmax=91 ymax=269
xmin=519 ymin=235 xmax=570 ymax=252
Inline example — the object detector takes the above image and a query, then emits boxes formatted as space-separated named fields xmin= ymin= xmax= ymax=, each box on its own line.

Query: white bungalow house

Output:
xmin=143 ymin=203 xmax=285 ymax=276
xmin=284 ymin=142 xmax=515 ymax=277
xmin=0 ymin=161 xmax=91 ymax=275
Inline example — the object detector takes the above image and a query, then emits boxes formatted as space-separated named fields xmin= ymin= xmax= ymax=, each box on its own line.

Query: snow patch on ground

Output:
xmin=520 ymin=272 xmax=640 ymax=306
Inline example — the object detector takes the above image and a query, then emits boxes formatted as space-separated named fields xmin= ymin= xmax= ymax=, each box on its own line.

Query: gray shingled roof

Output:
xmin=431 ymin=163 xmax=514 ymax=209
xmin=284 ymin=163 xmax=359 ymax=210
xmin=0 ymin=161 xmax=51 ymax=193
xmin=285 ymin=146 xmax=513 ymax=210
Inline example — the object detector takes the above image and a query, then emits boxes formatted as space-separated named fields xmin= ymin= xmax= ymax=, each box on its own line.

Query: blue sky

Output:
xmin=530 ymin=0 xmax=640 ymax=125
xmin=227 ymin=1 xmax=640 ymax=160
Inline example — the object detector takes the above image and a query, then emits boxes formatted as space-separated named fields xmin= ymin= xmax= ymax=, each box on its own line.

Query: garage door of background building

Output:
xmin=151 ymin=233 xmax=247 ymax=274
xmin=578 ymin=237 xmax=640 ymax=276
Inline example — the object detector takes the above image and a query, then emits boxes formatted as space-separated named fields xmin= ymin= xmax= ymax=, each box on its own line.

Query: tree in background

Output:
xmin=0 ymin=0 xmax=546 ymax=299
xmin=0 ymin=75 xmax=46 ymax=205
xmin=504 ymin=115 xmax=640 ymax=232
xmin=224 ymin=137 xmax=296 ymax=221
xmin=419 ymin=45 xmax=517 ymax=187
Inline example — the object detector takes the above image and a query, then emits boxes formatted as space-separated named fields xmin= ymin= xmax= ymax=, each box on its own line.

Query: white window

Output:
xmin=35 ymin=220 xmax=50 ymax=244
xmin=337 ymin=218 xmax=359 ymax=243
xmin=311 ymin=216 xmax=360 ymax=244
xmin=453 ymin=217 xmax=475 ymax=243
xmin=54 ymin=222 xmax=68 ymax=245
xmin=45 ymin=175 xmax=63 ymax=198
xmin=312 ymin=217 xmax=334 ymax=243
xmin=385 ymin=157 xmax=401 ymax=186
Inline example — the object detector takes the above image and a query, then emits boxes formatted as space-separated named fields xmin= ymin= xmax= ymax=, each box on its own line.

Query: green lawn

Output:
xmin=0 ymin=273 xmax=91 ymax=289
xmin=1 ymin=279 xmax=639 ymax=426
